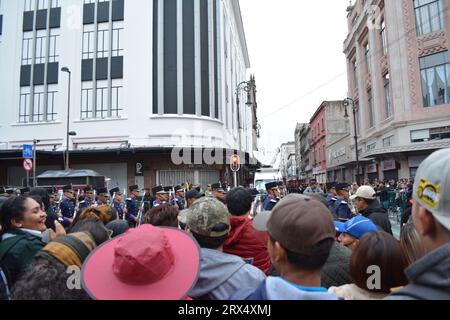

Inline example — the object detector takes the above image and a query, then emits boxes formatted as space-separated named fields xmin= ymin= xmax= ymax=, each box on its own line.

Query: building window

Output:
xmin=364 ymin=42 xmax=370 ymax=74
xmin=112 ymin=27 xmax=124 ymax=56
xmin=383 ymin=135 xmax=394 ymax=148
xmin=95 ymin=85 xmax=108 ymax=118
xmin=420 ymin=51 xmax=450 ymax=107
xmin=367 ymin=142 xmax=376 ymax=151
xmin=353 ymin=59 xmax=358 ymax=90
xmin=414 ymin=0 xmax=444 ymax=36
xmin=82 ymin=30 xmax=95 ymax=59
xmin=411 ymin=126 xmax=450 ymax=142
xmin=19 ymin=90 xmax=31 ymax=123
xmin=32 ymin=86 xmax=45 ymax=122
xmin=384 ymin=73 xmax=392 ymax=118
xmin=97 ymin=28 xmax=109 ymax=58
xmin=367 ymin=89 xmax=374 ymax=128
xmin=22 ymin=36 xmax=33 ymax=65
xmin=81 ymin=87 xmax=93 ymax=119
xmin=111 ymin=85 xmax=123 ymax=118
xmin=380 ymin=19 xmax=387 ymax=56
xmin=47 ymin=88 xmax=58 ymax=121
xmin=48 ymin=30 xmax=59 ymax=63
xmin=35 ymin=36 xmax=47 ymax=64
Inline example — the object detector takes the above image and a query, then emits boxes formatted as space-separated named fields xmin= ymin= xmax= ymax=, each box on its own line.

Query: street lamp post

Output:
xmin=344 ymin=98 xmax=361 ymax=184
xmin=33 ymin=139 xmax=40 ymax=187
xmin=61 ymin=67 xmax=76 ymax=170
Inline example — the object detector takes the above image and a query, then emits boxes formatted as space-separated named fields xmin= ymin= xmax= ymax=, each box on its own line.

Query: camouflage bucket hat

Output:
xmin=186 ymin=197 xmax=231 ymax=238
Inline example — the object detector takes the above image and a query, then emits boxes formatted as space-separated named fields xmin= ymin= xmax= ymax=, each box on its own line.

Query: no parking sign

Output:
xmin=23 ymin=158 xmax=33 ymax=172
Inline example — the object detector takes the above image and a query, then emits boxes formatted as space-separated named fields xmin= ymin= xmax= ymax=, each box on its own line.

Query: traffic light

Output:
xmin=230 ymin=154 xmax=240 ymax=172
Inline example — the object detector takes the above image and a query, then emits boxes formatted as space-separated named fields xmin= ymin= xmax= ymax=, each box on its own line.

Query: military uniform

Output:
xmin=126 ymin=185 xmax=140 ymax=226
xmin=173 ymin=185 xmax=185 ymax=210
xmin=325 ymin=182 xmax=338 ymax=209
xmin=263 ymin=182 xmax=280 ymax=211
xmin=78 ymin=186 xmax=94 ymax=212
xmin=332 ymin=184 xmax=354 ymax=222
xmin=59 ymin=185 xmax=75 ymax=227
xmin=109 ymin=187 xmax=124 ymax=221
xmin=152 ymin=185 xmax=169 ymax=208
xmin=96 ymin=188 xmax=109 ymax=206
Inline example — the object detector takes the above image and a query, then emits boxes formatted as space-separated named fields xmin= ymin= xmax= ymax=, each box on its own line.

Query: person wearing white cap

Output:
xmin=350 ymin=185 xmax=393 ymax=235
xmin=387 ymin=149 xmax=450 ymax=300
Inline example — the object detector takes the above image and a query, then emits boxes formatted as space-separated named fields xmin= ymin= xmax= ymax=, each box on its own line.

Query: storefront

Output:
xmin=408 ymin=155 xmax=428 ymax=181
xmin=381 ymin=160 xmax=398 ymax=182
xmin=366 ymin=163 xmax=379 ymax=183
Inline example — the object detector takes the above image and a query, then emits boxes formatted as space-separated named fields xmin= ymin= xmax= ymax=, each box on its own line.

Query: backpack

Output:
xmin=0 ymin=234 xmax=28 ymax=300
xmin=0 ymin=266 xmax=11 ymax=300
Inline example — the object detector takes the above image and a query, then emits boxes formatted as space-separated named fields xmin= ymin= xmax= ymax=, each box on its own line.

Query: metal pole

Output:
xmin=27 ymin=171 xmax=30 ymax=188
xmin=33 ymin=140 xmax=37 ymax=187
xmin=65 ymin=71 xmax=71 ymax=170
xmin=234 ymin=171 xmax=238 ymax=188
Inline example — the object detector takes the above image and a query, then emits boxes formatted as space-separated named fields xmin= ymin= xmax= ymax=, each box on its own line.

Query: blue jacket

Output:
xmin=59 ymin=197 xmax=75 ymax=223
xmin=332 ymin=197 xmax=353 ymax=221
xmin=188 ymin=248 xmax=266 ymax=300
xmin=230 ymin=276 xmax=339 ymax=300
xmin=113 ymin=200 xmax=124 ymax=220
xmin=262 ymin=196 xmax=278 ymax=211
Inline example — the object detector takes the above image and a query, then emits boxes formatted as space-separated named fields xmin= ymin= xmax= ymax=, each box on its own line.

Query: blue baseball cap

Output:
xmin=334 ymin=216 xmax=377 ymax=239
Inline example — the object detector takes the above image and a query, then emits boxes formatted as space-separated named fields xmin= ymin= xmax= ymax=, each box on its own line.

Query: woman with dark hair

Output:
xmin=329 ymin=231 xmax=409 ymax=300
xmin=29 ymin=188 xmax=59 ymax=231
xmin=0 ymin=196 xmax=48 ymax=288
xmin=142 ymin=204 xmax=179 ymax=228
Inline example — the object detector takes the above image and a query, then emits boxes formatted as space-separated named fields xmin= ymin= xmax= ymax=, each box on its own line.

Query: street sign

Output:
xmin=23 ymin=158 xmax=33 ymax=172
xmin=23 ymin=144 xmax=33 ymax=159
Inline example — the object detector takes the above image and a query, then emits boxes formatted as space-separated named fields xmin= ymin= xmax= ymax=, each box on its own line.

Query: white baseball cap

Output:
xmin=413 ymin=148 xmax=450 ymax=232
xmin=350 ymin=185 xmax=377 ymax=201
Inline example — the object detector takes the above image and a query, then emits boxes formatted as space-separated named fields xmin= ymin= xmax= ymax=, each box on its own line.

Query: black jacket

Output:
xmin=360 ymin=200 xmax=393 ymax=235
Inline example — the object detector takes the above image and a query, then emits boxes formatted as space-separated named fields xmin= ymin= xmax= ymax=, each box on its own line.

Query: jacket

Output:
xmin=0 ymin=229 xmax=46 ymax=287
xmin=188 ymin=248 xmax=266 ymax=300
xmin=359 ymin=200 xmax=393 ymax=235
xmin=230 ymin=276 xmax=338 ymax=300
xmin=321 ymin=243 xmax=352 ymax=289
xmin=329 ymin=284 xmax=387 ymax=300
xmin=386 ymin=244 xmax=450 ymax=300
xmin=223 ymin=216 xmax=272 ymax=275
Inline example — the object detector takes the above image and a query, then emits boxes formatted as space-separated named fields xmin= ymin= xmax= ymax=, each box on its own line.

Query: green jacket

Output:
xmin=0 ymin=229 xmax=45 ymax=287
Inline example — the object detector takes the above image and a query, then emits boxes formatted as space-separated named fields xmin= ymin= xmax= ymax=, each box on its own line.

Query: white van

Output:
xmin=254 ymin=169 xmax=282 ymax=194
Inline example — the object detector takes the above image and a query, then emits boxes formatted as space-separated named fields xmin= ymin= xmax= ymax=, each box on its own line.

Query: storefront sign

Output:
xmin=367 ymin=163 xmax=378 ymax=173
xmin=381 ymin=160 xmax=396 ymax=171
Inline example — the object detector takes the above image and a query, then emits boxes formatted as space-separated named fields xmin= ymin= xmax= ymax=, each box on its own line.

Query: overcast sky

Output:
xmin=240 ymin=0 xmax=351 ymax=165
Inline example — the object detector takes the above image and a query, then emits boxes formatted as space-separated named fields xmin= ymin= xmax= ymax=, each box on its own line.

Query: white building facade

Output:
xmin=0 ymin=0 xmax=258 ymax=189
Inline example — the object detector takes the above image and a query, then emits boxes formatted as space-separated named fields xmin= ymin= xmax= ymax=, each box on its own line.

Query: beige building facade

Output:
xmin=344 ymin=0 xmax=450 ymax=182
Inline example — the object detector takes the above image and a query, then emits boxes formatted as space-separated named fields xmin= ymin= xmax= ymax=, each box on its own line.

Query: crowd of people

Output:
xmin=0 ymin=149 xmax=449 ymax=300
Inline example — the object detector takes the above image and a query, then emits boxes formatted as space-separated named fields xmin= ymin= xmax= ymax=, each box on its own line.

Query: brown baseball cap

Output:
xmin=267 ymin=194 xmax=335 ymax=254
